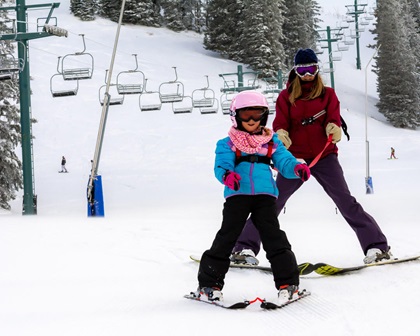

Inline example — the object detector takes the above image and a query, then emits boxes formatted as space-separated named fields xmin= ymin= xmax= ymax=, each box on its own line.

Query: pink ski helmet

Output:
xmin=229 ymin=91 xmax=269 ymax=129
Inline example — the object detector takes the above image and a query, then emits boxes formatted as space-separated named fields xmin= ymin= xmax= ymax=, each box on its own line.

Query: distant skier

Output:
xmin=390 ymin=147 xmax=397 ymax=159
xmin=60 ymin=156 xmax=68 ymax=173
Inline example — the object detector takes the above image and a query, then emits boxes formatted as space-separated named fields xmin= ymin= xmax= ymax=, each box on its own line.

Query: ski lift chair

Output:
xmin=61 ymin=34 xmax=94 ymax=80
xmin=139 ymin=79 xmax=162 ymax=112
xmin=99 ymin=85 xmax=125 ymax=105
xmin=172 ymin=96 xmax=193 ymax=114
xmin=220 ymin=92 xmax=235 ymax=115
xmin=1 ymin=19 xmax=17 ymax=39
xmin=321 ymin=63 xmax=334 ymax=74
xmin=192 ymin=75 xmax=216 ymax=108
xmin=98 ymin=70 xmax=124 ymax=106
xmin=266 ymin=95 xmax=277 ymax=115
xmin=50 ymin=56 xmax=79 ymax=97
xmin=0 ymin=57 xmax=20 ymax=80
xmin=343 ymin=35 xmax=355 ymax=45
xmin=219 ymin=70 xmax=260 ymax=93
xmin=50 ymin=74 xmax=79 ymax=97
xmin=337 ymin=42 xmax=349 ymax=51
xmin=198 ymin=98 xmax=219 ymax=114
xmin=315 ymin=46 xmax=324 ymax=55
xmin=116 ymin=54 xmax=145 ymax=95
xmin=331 ymin=51 xmax=342 ymax=62
xmin=350 ymin=30 xmax=358 ymax=39
xmin=262 ymin=79 xmax=280 ymax=115
xmin=339 ymin=20 xmax=350 ymax=29
xmin=159 ymin=67 xmax=184 ymax=103
xmin=0 ymin=50 xmax=24 ymax=81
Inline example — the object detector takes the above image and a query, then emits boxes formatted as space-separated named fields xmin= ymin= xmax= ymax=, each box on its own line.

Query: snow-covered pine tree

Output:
xmin=70 ymin=0 xmax=96 ymax=21
xmin=374 ymin=0 xmax=420 ymax=128
xmin=98 ymin=0 xmax=161 ymax=26
xmin=183 ymin=0 xmax=206 ymax=33
xmin=0 ymin=27 xmax=23 ymax=210
xmin=240 ymin=0 xmax=286 ymax=78
xmin=406 ymin=0 xmax=420 ymax=32
xmin=203 ymin=0 xmax=243 ymax=57
xmin=282 ymin=0 xmax=319 ymax=68
xmin=161 ymin=0 xmax=185 ymax=31
xmin=125 ymin=0 xmax=161 ymax=26
xmin=97 ymin=0 xmax=121 ymax=22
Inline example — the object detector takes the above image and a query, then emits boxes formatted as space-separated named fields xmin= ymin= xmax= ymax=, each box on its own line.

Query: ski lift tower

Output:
xmin=345 ymin=0 xmax=368 ymax=70
xmin=0 ymin=0 xmax=67 ymax=215
xmin=317 ymin=26 xmax=342 ymax=89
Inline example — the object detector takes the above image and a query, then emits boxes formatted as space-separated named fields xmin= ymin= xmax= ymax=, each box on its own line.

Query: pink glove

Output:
xmin=223 ymin=171 xmax=241 ymax=191
xmin=294 ymin=164 xmax=310 ymax=182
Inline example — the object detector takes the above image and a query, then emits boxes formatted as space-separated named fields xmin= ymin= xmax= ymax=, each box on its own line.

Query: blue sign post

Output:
xmin=87 ymin=175 xmax=105 ymax=217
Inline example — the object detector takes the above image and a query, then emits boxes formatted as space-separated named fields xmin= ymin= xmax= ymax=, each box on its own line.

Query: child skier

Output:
xmin=194 ymin=91 xmax=311 ymax=305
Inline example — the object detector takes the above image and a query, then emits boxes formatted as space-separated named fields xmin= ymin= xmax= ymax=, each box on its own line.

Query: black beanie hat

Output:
xmin=294 ymin=48 xmax=318 ymax=65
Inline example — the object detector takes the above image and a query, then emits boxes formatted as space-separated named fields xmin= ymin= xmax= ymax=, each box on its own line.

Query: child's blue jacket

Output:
xmin=214 ymin=133 xmax=300 ymax=199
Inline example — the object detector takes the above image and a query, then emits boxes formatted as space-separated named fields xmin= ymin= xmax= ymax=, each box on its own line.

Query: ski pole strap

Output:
xmin=340 ymin=116 xmax=350 ymax=141
xmin=308 ymin=134 xmax=333 ymax=168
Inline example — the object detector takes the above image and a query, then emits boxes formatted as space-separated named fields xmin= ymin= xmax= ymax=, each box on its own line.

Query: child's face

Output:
xmin=237 ymin=108 xmax=265 ymax=133
xmin=241 ymin=119 xmax=261 ymax=133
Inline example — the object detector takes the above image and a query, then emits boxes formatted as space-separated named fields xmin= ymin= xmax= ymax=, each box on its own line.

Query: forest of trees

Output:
xmin=0 ymin=0 xmax=23 ymax=210
xmin=2 ymin=0 xmax=420 ymax=209
xmin=373 ymin=0 xmax=420 ymax=128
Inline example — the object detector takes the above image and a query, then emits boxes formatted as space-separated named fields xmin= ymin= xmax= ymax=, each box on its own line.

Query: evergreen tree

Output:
xmin=99 ymin=0 xmax=161 ymax=26
xmin=184 ymin=0 xmax=207 ymax=33
xmin=240 ymin=0 xmax=286 ymax=78
xmin=204 ymin=0 xmax=243 ymax=57
xmin=70 ymin=0 xmax=96 ymax=21
xmin=374 ymin=0 xmax=420 ymax=128
xmin=406 ymin=0 xmax=420 ymax=32
xmin=282 ymin=0 xmax=320 ymax=68
xmin=0 ymin=14 xmax=23 ymax=210
xmin=161 ymin=0 xmax=185 ymax=31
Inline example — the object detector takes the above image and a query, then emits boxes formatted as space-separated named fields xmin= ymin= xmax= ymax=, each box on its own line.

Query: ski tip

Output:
xmin=227 ymin=301 xmax=250 ymax=309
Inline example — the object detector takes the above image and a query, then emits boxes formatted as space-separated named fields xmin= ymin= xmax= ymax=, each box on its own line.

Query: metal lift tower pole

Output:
xmin=87 ymin=0 xmax=127 ymax=217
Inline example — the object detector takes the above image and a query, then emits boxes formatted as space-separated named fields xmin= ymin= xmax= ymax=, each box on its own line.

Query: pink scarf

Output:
xmin=228 ymin=126 xmax=273 ymax=154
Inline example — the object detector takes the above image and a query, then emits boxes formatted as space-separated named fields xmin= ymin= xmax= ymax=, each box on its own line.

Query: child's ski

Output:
xmin=184 ymin=293 xmax=250 ymax=309
xmin=184 ymin=290 xmax=310 ymax=310
xmin=259 ymin=290 xmax=311 ymax=309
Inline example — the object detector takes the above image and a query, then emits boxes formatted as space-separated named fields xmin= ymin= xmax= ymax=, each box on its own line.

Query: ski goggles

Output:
xmin=294 ymin=64 xmax=319 ymax=77
xmin=236 ymin=108 xmax=267 ymax=122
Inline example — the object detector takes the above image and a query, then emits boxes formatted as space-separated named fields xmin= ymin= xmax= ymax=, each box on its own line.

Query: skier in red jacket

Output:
xmin=231 ymin=48 xmax=392 ymax=266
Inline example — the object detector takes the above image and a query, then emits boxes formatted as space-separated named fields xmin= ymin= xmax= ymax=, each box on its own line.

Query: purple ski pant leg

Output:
xmin=311 ymin=154 xmax=388 ymax=254
xmin=233 ymin=153 xmax=389 ymax=256
xmin=233 ymin=174 xmax=303 ymax=255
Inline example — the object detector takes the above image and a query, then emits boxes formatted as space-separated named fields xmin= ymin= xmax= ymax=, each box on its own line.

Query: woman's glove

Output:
xmin=223 ymin=171 xmax=241 ymax=191
xmin=294 ymin=164 xmax=310 ymax=181
xmin=276 ymin=129 xmax=292 ymax=149
xmin=325 ymin=122 xmax=342 ymax=144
